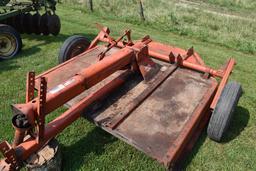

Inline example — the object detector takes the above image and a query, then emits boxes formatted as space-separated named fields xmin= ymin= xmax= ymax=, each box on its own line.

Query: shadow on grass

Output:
xmin=61 ymin=126 xmax=117 ymax=171
xmin=181 ymin=106 xmax=249 ymax=170
xmin=20 ymin=33 xmax=96 ymax=58
xmin=0 ymin=33 xmax=97 ymax=72
xmin=0 ymin=59 xmax=20 ymax=73
xmin=22 ymin=33 xmax=96 ymax=47
xmin=221 ymin=106 xmax=250 ymax=143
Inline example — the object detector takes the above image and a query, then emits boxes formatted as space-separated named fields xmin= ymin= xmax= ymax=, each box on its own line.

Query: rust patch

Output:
xmin=62 ymin=58 xmax=215 ymax=165
xmin=112 ymin=68 xmax=212 ymax=161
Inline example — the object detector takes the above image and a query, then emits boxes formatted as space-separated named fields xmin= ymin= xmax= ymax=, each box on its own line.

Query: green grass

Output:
xmin=63 ymin=0 xmax=256 ymax=55
xmin=0 ymin=2 xmax=256 ymax=171
xmin=192 ymin=0 xmax=256 ymax=11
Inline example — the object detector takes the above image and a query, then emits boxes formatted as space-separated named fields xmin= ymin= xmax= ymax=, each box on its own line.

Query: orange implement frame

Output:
xmin=0 ymin=26 xmax=236 ymax=170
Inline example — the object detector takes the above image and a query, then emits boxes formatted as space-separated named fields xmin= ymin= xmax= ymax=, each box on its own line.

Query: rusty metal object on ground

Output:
xmin=0 ymin=25 xmax=242 ymax=170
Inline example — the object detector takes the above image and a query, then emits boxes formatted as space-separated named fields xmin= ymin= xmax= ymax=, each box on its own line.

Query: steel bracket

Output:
xmin=36 ymin=77 xmax=47 ymax=143
xmin=0 ymin=141 xmax=20 ymax=170
xmin=26 ymin=72 xmax=35 ymax=103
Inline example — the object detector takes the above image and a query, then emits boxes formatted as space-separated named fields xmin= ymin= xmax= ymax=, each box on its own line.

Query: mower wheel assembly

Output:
xmin=207 ymin=81 xmax=242 ymax=142
xmin=58 ymin=35 xmax=90 ymax=64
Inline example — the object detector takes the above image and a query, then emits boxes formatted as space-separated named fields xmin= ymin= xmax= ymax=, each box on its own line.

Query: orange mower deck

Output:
xmin=0 ymin=26 xmax=241 ymax=170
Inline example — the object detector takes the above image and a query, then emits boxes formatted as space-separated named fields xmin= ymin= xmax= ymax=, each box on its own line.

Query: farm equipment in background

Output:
xmin=0 ymin=25 xmax=242 ymax=170
xmin=0 ymin=0 xmax=61 ymax=59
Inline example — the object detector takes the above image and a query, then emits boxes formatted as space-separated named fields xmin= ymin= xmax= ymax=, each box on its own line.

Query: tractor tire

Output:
xmin=48 ymin=14 xmax=61 ymax=36
xmin=58 ymin=35 xmax=90 ymax=64
xmin=207 ymin=82 xmax=242 ymax=142
xmin=9 ymin=17 xmax=16 ymax=28
xmin=5 ymin=17 xmax=14 ymax=27
xmin=15 ymin=14 xmax=25 ymax=34
xmin=40 ymin=13 xmax=50 ymax=35
xmin=23 ymin=13 xmax=33 ymax=34
xmin=0 ymin=24 xmax=22 ymax=59
xmin=32 ymin=13 xmax=41 ymax=35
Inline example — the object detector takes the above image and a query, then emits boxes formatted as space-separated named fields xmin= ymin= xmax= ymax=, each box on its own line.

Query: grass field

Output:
xmin=0 ymin=1 xmax=256 ymax=170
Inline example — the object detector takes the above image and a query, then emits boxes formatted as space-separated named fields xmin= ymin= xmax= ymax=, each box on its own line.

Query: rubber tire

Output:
xmin=48 ymin=14 xmax=61 ymax=36
xmin=0 ymin=24 xmax=22 ymax=60
xmin=15 ymin=14 xmax=25 ymax=34
xmin=58 ymin=35 xmax=90 ymax=64
xmin=40 ymin=13 xmax=50 ymax=36
xmin=22 ymin=13 xmax=33 ymax=34
xmin=207 ymin=81 xmax=242 ymax=142
xmin=31 ymin=13 xmax=41 ymax=35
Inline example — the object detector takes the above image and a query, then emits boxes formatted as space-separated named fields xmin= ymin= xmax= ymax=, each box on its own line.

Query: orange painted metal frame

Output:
xmin=0 ymin=26 xmax=236 ymax=170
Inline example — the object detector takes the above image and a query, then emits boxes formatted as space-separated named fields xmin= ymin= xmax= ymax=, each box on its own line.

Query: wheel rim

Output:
xmin=0 ymin=33 xmax=17 ymax=58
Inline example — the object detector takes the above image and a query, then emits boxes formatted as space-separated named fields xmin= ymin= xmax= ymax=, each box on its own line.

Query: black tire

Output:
xmin=8 ymin=16 xmax=16 ymax=28
xmin=22 ymin=13 xmax=33 ymax=34
xmin=58 ymin=35 xmax=90 ymax=64
xmin=40 ymin=13 xmax=50 ymax=35
xmin=5 ymin=17 xmax=14 ymax=27
xmin=31 ymin=13 xmax=41 ymax=35
xmin=0 ymin=24 xmax=22 ymax=59
xmin=48 ymin=14 xmax=61 ymax=36
xmin=15 ymin=14 xmax=25 ymax=34
xmin=207 ymin=81 xmax=242 ymax=142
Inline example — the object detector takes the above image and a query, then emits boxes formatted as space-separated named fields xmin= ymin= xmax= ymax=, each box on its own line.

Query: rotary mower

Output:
xmin=0 ymin=25 xmax=242 ymax=170
xmin=0 ymin=0 xmax=60 ymax=59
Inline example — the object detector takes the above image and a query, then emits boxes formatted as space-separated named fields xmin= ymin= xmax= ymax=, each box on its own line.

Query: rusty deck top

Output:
xmin=84 ymin=67 xmax=216 ymax=163
xmin=35 ymin=45 xmax=217 ymax=167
